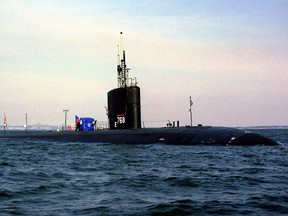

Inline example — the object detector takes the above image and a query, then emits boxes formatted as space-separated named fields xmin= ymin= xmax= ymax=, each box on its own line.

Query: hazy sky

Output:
xmin=1 ymin=0 xmax=287 ymax=127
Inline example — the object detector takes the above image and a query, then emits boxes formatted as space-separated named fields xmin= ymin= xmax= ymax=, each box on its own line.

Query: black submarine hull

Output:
xmin=0 ymin=127 xmax=278 ymax=146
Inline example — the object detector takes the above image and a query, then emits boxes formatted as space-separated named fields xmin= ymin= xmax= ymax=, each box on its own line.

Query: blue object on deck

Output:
xmin=80 ymin=117 xmax=94 ymax=131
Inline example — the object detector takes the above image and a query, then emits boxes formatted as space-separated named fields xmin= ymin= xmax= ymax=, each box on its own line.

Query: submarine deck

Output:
xmin=0 ymin=126 xmax=278 ymax=146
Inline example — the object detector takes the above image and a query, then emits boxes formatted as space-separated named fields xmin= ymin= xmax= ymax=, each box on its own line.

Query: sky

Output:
xmin=1 ymin=0 xmax=287 ymax=128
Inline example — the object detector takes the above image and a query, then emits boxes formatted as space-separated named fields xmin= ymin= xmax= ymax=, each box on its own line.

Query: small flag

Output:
xmin=75 ymin=115 xmax=79 ymax=123
xmin=190 ymin=97 xmax=193 ymax=107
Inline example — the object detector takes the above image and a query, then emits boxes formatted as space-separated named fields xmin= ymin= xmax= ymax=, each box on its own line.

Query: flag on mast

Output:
xmin=190 ymin=97 xmax=193 ymax=107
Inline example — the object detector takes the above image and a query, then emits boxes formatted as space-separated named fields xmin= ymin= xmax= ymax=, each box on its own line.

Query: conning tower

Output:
xmin=107 ymin=32 xmax=141 ymax=129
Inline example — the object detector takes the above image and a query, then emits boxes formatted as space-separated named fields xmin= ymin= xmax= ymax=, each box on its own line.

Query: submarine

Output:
xmin=0 ymin=33 xmax=278 ymax=146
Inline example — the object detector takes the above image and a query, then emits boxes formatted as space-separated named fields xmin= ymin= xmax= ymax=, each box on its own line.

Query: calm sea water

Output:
xmin=0 ymin=129 xmax=287 ymax=215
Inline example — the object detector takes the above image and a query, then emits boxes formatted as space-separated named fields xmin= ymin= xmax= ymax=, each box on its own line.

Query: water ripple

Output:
xmin=0 ymin=129 xmax=287 ymax=215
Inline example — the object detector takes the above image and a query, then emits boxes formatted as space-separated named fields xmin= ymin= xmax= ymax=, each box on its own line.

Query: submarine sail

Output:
xmin=108 ymin=32 xmax=141 ymax=130
xmin=108 ymin=86 xmax=141 ymax=129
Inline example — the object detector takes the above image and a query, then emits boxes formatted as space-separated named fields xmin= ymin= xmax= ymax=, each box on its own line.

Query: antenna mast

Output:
xmin=117 ymin=32 xmax=130 ymax=87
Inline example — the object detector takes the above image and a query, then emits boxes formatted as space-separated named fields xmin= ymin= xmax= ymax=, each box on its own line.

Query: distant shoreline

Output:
xmin=238 ymin=126 xmax=288 ymax=130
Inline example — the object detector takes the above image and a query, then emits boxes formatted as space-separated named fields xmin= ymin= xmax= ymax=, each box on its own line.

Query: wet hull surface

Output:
xmin=0 ymin=127 xmax=278 ymax=146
